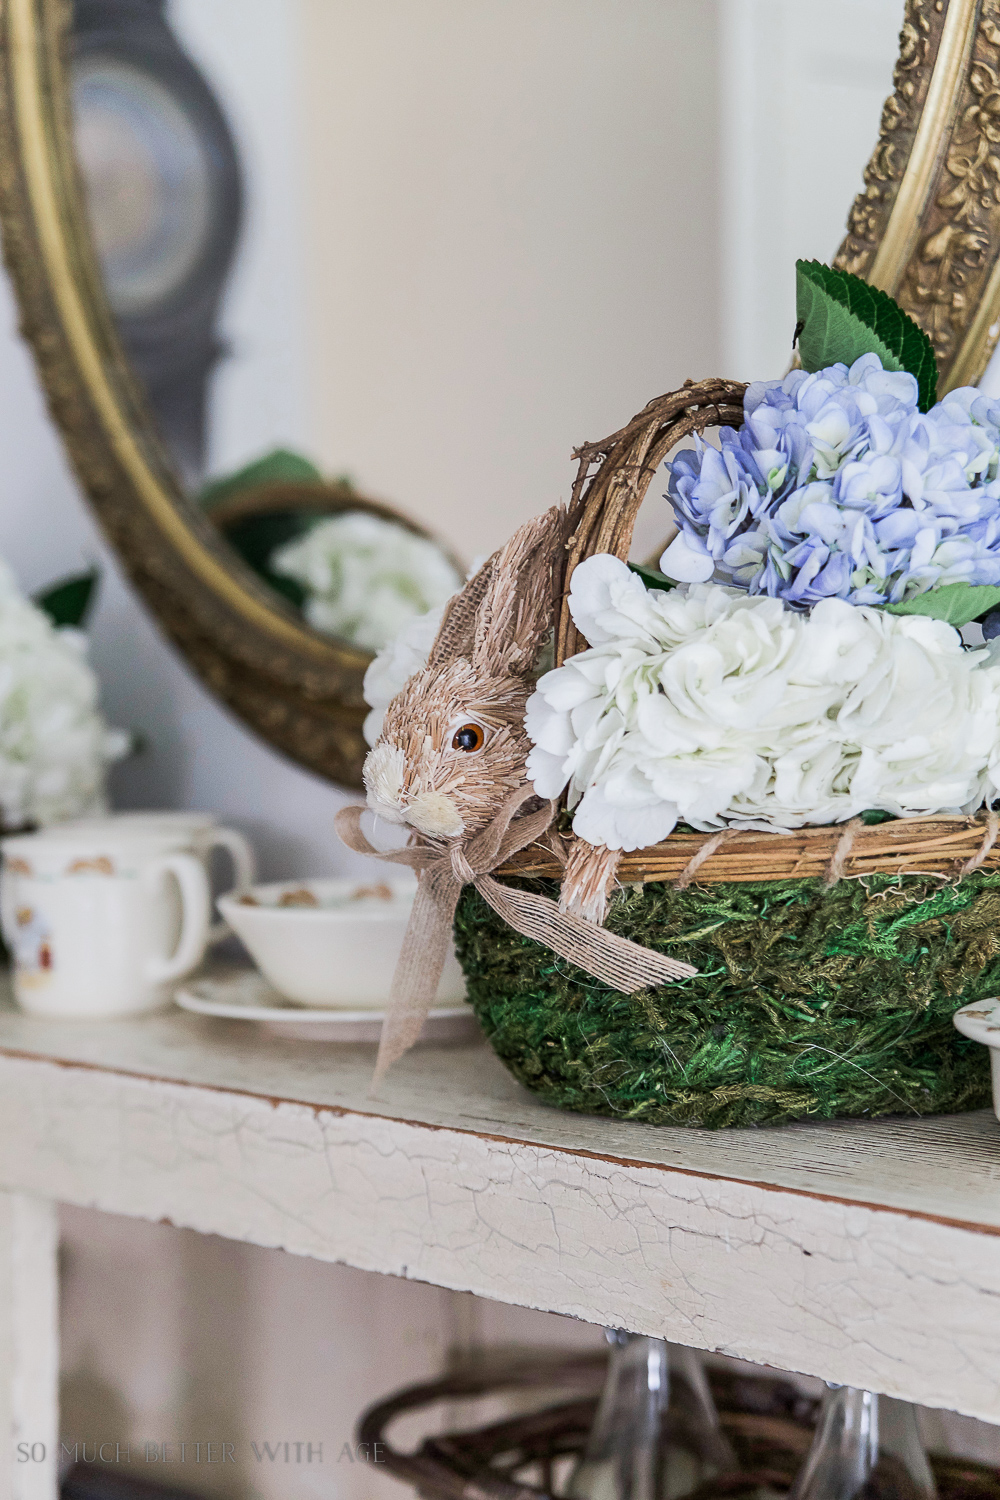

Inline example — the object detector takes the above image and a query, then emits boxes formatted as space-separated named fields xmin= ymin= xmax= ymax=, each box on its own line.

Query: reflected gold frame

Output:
xmin=0 ymin=0 xmax=997 ymax=793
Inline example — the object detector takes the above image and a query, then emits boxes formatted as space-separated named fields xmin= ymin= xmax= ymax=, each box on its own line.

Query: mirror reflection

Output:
xmin=67 ymin=0 xmax=903 ymax=655
xmin=70 ymin=0 xmax=464 ymax=655
xmin=197 ymin=458 xmax=462 ymax=652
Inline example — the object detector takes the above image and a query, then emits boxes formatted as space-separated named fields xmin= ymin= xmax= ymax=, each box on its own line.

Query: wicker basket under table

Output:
xmin=357 ymin=1351 xmax=1000 ymax=1500
xmin=453 ymin=382 xmax=999 ymax=1130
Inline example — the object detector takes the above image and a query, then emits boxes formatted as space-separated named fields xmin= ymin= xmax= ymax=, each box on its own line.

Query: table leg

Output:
xmin=0 ymin=1195 xmax=58 ymax=1500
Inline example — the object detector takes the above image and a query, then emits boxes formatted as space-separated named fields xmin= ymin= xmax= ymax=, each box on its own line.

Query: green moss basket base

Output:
xmin=453 ymin=871 xmax=999 ymax=1129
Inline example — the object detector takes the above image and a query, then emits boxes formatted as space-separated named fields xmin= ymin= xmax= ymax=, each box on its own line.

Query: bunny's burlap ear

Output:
xmin=426 ymin=555 xmax=498 ymax=670
xmin=472 ymin=505 xmax=570 ymax=676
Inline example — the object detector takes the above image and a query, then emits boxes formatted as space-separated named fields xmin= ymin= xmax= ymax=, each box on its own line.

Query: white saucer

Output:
xmin=174 ymin=969 xmax=480 ymax=1044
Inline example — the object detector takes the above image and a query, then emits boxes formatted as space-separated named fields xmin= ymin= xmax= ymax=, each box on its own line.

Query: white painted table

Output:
xmin=2 ymin=976 xmax=1000 ymax=1496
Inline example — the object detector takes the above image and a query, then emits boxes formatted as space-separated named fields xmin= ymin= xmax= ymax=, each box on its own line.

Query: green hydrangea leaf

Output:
xmin=795 ymin=260 xmax=938 ymax=412
xmin=884 ymin=582 xmax=1000 ymax=628
xmin=628 ymin=562 xmax=675 ymax=592
xmin=34 ymin=568 xmax=99 ymax=627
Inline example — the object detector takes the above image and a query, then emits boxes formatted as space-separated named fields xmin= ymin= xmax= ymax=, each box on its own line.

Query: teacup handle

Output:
xmin=144 ymin=853 xmax=211 ymax=984
xmin=206 ymin=827 xmax=256 ymax=943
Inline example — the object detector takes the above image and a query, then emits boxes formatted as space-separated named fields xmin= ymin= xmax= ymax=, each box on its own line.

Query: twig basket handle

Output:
xmin=557 ymin=378 xmax=747 ymax=665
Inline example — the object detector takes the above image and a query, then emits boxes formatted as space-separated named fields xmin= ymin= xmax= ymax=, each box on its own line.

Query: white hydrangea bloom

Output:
xmin=272 ymin=512 xmax=461 ymax=652
xmin=525 ymin=554 xmax=1000 ymax=850
xmin=0 ymin=561 xmax=128 ymax=827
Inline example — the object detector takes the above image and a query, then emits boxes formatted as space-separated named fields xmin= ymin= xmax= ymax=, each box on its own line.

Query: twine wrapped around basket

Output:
xmin=449 ymin=380 xmax=999 ymax=1129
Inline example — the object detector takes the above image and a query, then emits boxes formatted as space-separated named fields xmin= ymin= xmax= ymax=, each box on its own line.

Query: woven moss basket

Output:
xmin=456 ymin=863 xmax=996 ymax=1129
xmin=454 ymin=383 xmax=998 ymax=1130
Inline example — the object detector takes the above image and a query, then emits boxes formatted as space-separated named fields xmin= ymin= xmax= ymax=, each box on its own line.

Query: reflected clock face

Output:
xmin=72 ymin=55 xmax=215 ymax=318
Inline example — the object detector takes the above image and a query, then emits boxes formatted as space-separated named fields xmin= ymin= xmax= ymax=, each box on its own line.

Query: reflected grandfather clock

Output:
xmin=71 ymin=0 xmax=243 ymax=485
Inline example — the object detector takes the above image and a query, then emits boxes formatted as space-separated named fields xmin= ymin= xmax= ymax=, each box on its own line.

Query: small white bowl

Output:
xmin=953 ymin=998 xmax=1000 ymax=1120
xmin=217 ymin=878 xmax=466 ymax=1010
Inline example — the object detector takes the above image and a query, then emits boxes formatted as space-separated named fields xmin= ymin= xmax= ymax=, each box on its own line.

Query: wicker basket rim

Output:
xmin=500 ymin=811 xmax=1000 ymax=886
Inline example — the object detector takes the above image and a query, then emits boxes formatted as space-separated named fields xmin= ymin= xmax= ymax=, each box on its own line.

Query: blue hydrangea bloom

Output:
xmin=662 ymin=353 xmax=1000 ymax=607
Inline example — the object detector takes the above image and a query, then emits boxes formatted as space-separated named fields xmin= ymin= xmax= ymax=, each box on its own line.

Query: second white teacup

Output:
xmin=60 ymin=811 xmax=256 ymax=941
xmin=1 ymin=824 xmax=213 ymax=1018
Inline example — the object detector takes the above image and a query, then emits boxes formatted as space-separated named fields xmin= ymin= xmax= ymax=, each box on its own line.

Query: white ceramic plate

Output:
xmin=953 ymin=998 xmax=1000 ymax=1122
xmin=175 ymin=969 xmax=480 ymax=1044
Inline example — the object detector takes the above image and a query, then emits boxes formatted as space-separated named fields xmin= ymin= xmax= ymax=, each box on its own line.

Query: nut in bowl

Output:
xmin=217 ymin=878 xmax=467 ymax=1009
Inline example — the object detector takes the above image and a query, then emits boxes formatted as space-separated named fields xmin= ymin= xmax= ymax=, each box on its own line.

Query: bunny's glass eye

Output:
xmin=452 ymin=722 xmax=486 ymax=753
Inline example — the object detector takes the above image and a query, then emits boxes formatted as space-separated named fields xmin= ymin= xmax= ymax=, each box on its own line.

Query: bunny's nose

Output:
xmin=362 ymin=743 xmax=464 ymax=838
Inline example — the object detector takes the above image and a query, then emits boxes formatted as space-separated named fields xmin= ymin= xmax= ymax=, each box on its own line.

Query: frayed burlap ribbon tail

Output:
xmin=336 ymin=787 xmax=698 ymax=1087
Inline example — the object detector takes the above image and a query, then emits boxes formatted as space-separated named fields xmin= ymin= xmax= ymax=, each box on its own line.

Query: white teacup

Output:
xmin=60 ymin=811 xmax=256 ymax=941
xmin=1 ymin=825 xmax=212 ymax=1018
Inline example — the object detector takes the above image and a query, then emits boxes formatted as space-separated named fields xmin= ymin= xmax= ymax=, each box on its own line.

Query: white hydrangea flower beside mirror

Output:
xmin=0 ymin=559 xmax=127 ymax=829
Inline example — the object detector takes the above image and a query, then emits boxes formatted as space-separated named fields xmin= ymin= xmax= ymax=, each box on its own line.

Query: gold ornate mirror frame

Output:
xmin=0 ymin=0 xmax=997 ymax=793
xmin=835 ymin=0 xmax=1000 ymax=390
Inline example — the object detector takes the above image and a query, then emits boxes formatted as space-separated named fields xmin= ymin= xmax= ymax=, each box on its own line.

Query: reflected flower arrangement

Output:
xmin=272 ymin=512 xmax=461 ymax=653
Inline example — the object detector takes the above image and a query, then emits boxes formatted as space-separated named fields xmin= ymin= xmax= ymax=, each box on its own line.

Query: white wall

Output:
xmin=297 ymin=0 xmax=724 ymax=565
xmin=720 ymin=0 xmax=903 ymax=378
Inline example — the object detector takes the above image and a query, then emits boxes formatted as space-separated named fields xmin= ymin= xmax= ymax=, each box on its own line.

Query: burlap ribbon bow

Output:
xmin=336 ymin=785 xmax=698 ymax=1086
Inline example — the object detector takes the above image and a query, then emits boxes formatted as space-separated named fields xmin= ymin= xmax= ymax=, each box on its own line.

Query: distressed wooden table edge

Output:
xmin=0 ymin=970 xmax=999 ymax=1235
xmin=1 ymin=1047 xmax=1000 ymax=1421
xmin=0 ymin=1036 xmax=999 ymax=1238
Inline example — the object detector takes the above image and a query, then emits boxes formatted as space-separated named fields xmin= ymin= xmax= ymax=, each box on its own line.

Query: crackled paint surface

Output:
xmin=0 ymin=1051 xmax=999 ymax=1425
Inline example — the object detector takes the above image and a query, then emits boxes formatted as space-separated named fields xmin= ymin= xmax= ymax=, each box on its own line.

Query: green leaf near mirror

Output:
xmin=883 ymin=582 xmax=1000 ymax=628
xmin=34 ymin=568 xmax=99 ymax=628
xmin=795 ymin=260 xmax=938 ymax=412
xmin=216 ymin=513 xmax=310 ymax=609
xmin=198 ymin=447 xmax=324 ymax=512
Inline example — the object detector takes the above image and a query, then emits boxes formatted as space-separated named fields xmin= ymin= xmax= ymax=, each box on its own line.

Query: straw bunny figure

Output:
xmin=363 ymin=502 xmax=631 ymax=924
xmin=363 ymin=505 xmax=571 ymax=841
xmin=340 ymin=504 xmax=696 ymax=1084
